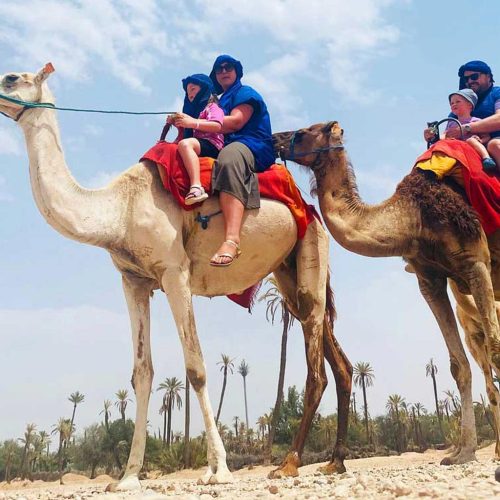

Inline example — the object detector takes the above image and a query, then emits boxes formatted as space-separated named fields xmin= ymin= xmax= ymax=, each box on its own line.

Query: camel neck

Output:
xmin=316 ymin=150 xmax=413 ymax=257
xmin=20 ymin=108 xmax=119 ymax=247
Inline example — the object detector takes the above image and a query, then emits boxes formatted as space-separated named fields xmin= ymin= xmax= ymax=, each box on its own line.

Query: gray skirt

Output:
xmin=211 ymin=142 xmax=260 ymax=209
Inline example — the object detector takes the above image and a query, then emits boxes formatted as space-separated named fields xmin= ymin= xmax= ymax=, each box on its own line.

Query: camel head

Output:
xmin=273 ymin=121 xmax=344 ymax=170
xmin=0 ymin=63 xmax=55 ymax=120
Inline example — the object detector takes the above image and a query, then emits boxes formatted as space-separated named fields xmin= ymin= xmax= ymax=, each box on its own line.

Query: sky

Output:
xmin=0 ymin=0 xmax=497 ymax=444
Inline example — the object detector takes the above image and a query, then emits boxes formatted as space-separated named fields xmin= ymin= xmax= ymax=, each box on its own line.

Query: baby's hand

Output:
xmin=174 ymin=112 xmax=196 ymax=129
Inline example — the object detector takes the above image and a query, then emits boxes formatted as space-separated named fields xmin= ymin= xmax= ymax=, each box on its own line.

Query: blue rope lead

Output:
xmin=0 ymin=92 xmax=175 ymax=115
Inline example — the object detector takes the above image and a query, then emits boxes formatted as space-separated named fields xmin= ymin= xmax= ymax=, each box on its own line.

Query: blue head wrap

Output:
xmin=209 ymin=55 xmax=243 ymax=95
xmin=458 ymin=60 xmax=494 ymax=89
xmin=181 ymin=73 xmax=214 ymax=117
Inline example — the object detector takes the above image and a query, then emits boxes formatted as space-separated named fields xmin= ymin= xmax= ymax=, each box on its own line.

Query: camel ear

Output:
xmin=35 ymin=63 xmax=55 ymax=85
xmin=329 ymin=121 xmax=343 ymax=138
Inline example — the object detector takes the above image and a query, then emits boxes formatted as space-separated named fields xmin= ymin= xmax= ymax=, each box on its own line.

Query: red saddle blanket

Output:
xmin=141 ymin=141 xmax=317 ymax=239
xmin=415 ymin=139 xmax=500 ymax=235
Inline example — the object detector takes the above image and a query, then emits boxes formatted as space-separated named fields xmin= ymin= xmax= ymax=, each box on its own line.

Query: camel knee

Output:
xmin=297 ymin=289 xmax=322 ymax=322
xmin=187 ymin=366 xmax=206 ymax=392
xmin=449 ymin=357 xmax=471 ymax=389
xmin=131 ymin=361 xmax=154 ymax=392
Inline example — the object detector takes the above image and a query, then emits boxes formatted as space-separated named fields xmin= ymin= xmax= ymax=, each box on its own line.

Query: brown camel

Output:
xmin=273 ymin=121 xmax=500 ymax=463
xmin=0 ymin=67 xmax=352 ymax=490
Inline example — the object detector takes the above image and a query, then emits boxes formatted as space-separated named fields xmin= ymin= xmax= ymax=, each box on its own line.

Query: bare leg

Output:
xmin=161 ymin=265 xmax=232 ymax=484
xmin=210 ymin=192 xmax=244 ymax=265
xmin=415 ymin=269 xmax=477 ymax=464
xmin=466 ymin=137 xmax=491 ymax=160
xmin=107 ymin=275 xmax=155 ymax=492
xmin=487 ymin=138 xmax=500 ymax=169
xmin=178 ymin=138 xmax=202 ymax=187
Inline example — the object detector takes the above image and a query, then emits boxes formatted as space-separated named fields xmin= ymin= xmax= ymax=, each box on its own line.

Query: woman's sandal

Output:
xmin=185 ymin=184 xmax=209 ymax=205
xmin=210 ymin=239 xmax=242 ymax=267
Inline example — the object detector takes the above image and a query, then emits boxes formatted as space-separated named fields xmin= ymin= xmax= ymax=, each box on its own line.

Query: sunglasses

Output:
xmin=463 ymin=73 xmax=481 ymax=82
xmin=215 ymin=63 xmax=235 ymax=74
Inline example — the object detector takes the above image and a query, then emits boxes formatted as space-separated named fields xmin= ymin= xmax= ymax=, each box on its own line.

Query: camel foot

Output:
xmin=105 ymin=474 xmax=141 ymax=492
xmin=318 ymin=459 xmax=346 ymax=475
xmin=440 ymin=448 xmax=477 ymax=465
xmin=268 ymin=451 xmax=300 ymax=479
xmin=197 ymin=465 xmax=234 ymax=485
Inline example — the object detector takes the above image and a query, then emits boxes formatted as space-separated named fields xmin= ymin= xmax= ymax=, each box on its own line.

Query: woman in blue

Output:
xmin=208 ymin=55 xmax=275 ymax=267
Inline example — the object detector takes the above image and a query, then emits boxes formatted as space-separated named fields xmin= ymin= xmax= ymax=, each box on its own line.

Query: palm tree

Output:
xmin=51 ymin=418 xmax=73 ymax=480
xmin=115 ymin=389 xmax=131 ymax=422
xmin=68 ymin=391 xmax=85 ymax=428
xmin=100 ymin=400 xmax=112 ymax=430
xmin=184 ymin=373 xmax=191 ymax=468
xmin=3 ymin=440 xmax=18 ymax=482
xmin=215 ymin=354 xmax=235 ymax=424
xmin=353 ymin=361 xmax=375 ymax=443
xmin=426 ymin=358 xmax=445 ymax=440
xmin=443 ymin=389 xmax=460 ymax=414
xmin=237 ymin=360 xmax=250 ymax=430
xmin=233 ymin=416 xmax=240 ymax=439
xmin=157 ymin=377 xmax=184 ymax=447
xmin=386 ymin=394 xmax=405 ymax=452
xmin=259 ymin=277 xmax=295 ymax=459
xmin=19 ymin=423 xmax=36 ymax=479
xmin=475 ymin=394 xmax=495 ymax=433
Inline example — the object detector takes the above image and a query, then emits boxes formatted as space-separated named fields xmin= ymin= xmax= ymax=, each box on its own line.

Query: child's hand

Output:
xmin=174 ymin=112 xmax=196 ymax=129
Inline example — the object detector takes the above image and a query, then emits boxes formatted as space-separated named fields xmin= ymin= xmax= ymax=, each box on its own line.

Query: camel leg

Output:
xmin=487 ymin=230 xmax=500 ymax=299
xmin=269 ymin=221 xmax=329 ymax=478
xmin=465 ymin=261 xmax=500 ymax=373
xmin=107 ymin=274 xmax=155 ymax=492
xmin=458 ymin=309 xmax=500 ymax=459
xmin=318 ymin=318 xmax=352 ymax=475
xmin=161 ymin=266 xmax=232 ymax=485
xmin=415 ymin=270 xmax=477 ymax=464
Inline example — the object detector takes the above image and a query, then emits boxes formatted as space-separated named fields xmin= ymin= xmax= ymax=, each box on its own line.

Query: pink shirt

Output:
xmin=194 ymin=102 xmax=225 ymax=150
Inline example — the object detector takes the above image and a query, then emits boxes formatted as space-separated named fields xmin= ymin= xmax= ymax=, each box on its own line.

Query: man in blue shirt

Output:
xmin=442 ymin=60 xmax=500 ymax=172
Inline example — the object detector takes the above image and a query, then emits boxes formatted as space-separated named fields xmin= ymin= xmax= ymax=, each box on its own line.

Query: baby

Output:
xmin=443 ymin=89 xmax=497 ymax=173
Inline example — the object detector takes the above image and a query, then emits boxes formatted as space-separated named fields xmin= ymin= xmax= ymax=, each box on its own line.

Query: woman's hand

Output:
xmin=173 ymin=112 xmax=197 ymax=129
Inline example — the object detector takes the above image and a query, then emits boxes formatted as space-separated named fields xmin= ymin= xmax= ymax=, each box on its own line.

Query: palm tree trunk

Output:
xmin=432 ymin=374 xmax=445 ymax=440
xmin=167 ymin=400 xmax=173 ymax=448
xmin=184 ymin=374 xmax=191 ymax=468
xmin=162 ymin=406 xmax=167 ymax=444
xmin=216 ymin=367 xmax=228 ymax=424
xmin=361 ymin=378 xmax=369 ymax=443
xmin=243 ymin=376 xmax=249 ymax=431
xmin=266 ymin=313 xmax=289 ymax=462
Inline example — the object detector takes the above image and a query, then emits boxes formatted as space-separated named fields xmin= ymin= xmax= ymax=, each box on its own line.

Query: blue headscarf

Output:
xmin=181 ymin=73 xmax=214 ymax=138
xmin=209 ymin=55 xmax=243 ymax=95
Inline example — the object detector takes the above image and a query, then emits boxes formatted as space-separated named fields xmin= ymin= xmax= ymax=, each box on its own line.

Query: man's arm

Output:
xmin=221 ymin=104 xmax=254 ymax=134
xmin=446 ymin=109 xmax=500 ymax=138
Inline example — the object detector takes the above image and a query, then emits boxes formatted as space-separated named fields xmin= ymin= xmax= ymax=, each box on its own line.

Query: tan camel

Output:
xmin=0 ymin=67 xmax=353 ymax=490
xmin=273 ymin=121 xmax=500 ymax=463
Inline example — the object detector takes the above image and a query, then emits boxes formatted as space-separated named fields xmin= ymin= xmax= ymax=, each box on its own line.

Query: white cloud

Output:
xmin=355 ymin=162 xmax=401 ymax=198
xmin=0 ymin=0 xmax=173 ymax=92
xmin=0 ymin=126 xmax=22 ymax=156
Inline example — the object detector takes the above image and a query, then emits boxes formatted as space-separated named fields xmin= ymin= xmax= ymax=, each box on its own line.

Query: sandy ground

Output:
xmin=1 ymin=445 xmax=499 ymax=499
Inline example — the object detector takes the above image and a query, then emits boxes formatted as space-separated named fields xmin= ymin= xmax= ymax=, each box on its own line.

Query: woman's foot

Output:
xmin=185 ymin=185 xmax=209 ymax=205
xmin=482 ymin=157 xmax=497 ymax=173
xmin=210 ymin=240 xmax=241 ymax=267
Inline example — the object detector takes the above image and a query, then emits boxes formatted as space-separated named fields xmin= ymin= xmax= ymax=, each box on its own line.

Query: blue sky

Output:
xmin=0 ymin=0 xmax=496 ymax=442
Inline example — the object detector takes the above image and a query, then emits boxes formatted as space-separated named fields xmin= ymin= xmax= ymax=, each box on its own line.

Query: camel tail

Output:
xmin=325 ymin=268 xmax=336 ymax=326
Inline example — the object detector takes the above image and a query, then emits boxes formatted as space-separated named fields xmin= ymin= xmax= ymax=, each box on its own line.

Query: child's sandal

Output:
xmin=185 ymin=185 xmax=209 ymax=205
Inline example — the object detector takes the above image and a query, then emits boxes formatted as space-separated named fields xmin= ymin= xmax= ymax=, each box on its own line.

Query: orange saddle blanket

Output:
xmin=141 ymin=141 xmax=317 ymax=239
xmin=415 ymin=139 xmax=500 ymax=235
